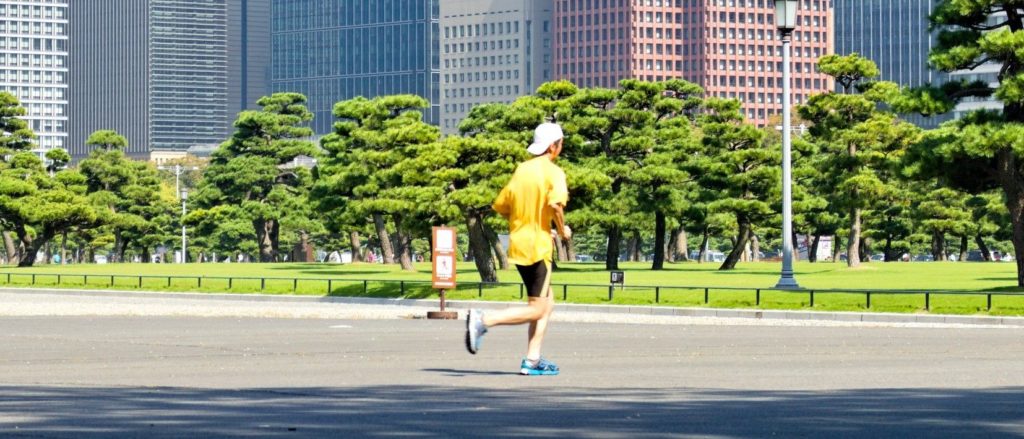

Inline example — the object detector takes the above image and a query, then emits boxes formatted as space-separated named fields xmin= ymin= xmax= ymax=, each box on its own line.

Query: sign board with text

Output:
xmin=610 ymin=270 xmax=625 ymax=285
xmin=432 ymin=227 xmax=457 ymax=289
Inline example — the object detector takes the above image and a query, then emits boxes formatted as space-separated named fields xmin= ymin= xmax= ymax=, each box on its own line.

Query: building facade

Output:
xmin=554 ymin=0 xmax=834 ymax=127
xmin=834 ymin=0 xmax=949 ymax=127
xmin=439 ymin=0 xmax=553 ymax=134
xmin=948 ymin=11 xmax=1005 ymax=119
xmin=228 ymin=0 xmax=272 ymax=124
xmin=271 ymin=0 xmax=441 ymax=135
xmin=148 ymin=0 xmax=228 ymax=152
xmin=69 ymin=0 xmax=267 ymax=159
xmin=0 ymin=1 xmax=69 ymax=154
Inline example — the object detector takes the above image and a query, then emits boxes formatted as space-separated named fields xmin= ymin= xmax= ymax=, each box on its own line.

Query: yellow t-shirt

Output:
xmin=492 ymin=156 xmax=569 ymax=266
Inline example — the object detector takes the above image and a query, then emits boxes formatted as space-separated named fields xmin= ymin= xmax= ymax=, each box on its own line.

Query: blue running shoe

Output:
xmin=465 ymin=309 xmax=487 ymax=354
xmin=520 ymin=357 xmax=559 ymax=376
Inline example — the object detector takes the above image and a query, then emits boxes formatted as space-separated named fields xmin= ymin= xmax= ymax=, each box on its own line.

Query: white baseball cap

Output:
xmin=527 ymin=122 xmax=564 ymax=156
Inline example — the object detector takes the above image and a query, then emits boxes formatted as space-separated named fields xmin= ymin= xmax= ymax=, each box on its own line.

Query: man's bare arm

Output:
xmin=550 ymin=203 xmax=571 ymax=240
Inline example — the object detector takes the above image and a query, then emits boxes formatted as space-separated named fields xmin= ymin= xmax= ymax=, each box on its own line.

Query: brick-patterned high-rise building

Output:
xmin=554 ymin=0 xmax=834 ymax=126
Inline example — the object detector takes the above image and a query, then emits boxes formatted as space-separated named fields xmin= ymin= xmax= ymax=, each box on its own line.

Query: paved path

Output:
xmin=1 ymin=307 xmax=1023 ymax=437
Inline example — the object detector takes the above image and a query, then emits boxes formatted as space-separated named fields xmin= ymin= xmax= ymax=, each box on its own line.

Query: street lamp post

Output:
xmin=180 ymin=189 xmax=188 ymax=264
xmin=774 ymin=0 xmax=800 ymax=289
xmin=157 ymin=164 xmax=199 ymax=199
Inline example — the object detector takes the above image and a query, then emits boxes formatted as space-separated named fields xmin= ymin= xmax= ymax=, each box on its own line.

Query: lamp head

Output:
xmin=774 ymin=0 xmax=798 ymax=33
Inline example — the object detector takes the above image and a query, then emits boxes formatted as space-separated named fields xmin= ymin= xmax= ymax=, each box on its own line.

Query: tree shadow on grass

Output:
xmin=975 ymin=279 xmax=1023 ymax=287
xmin=325 ymin=281 xmax=518 ymax=300
xmin=265 ymin=265 xmax=431 ymax=277
xmin=0 ymin=385 xmax=1020 ymax=438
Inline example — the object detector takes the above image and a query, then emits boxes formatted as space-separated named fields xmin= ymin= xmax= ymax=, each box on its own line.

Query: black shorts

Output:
xmin=516 ymin=260 xmax=552 ymax=298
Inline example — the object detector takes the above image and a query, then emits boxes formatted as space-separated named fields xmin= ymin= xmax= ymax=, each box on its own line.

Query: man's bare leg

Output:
xmin=482 ymin=297 xmax=548 ymax=327
xmin=526 ymin=289 xmax=555 ymax=359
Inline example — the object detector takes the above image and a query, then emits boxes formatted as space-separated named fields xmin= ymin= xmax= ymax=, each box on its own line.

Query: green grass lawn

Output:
xmin=2 ymin=260 xmax=1023 ymax=316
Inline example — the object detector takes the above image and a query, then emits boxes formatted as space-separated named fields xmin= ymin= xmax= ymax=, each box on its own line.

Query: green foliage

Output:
xmin=818 ymin=53 xmax=880 ymax=92
xmin=801 ymin=54 xmax=922 ymax=266
xmin=79 ymin=130 xmax=171 ymax=262
xmin=698 ymin=98 xmax=778 ymax=269
xmin=193 ymin=93 xmax=318 ymax=262
xmin=85 ymin=130 xmax=128 ymax=151
xmin=0 ymin=92 xmax=35 ymax=154
xmin=314 ymin=94 xmax=439 ymax=270
xmin=0 ymin=94 xmax=96 ymax=266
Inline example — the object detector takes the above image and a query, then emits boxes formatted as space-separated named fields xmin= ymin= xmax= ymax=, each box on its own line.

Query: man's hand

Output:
xmin=550 ymin=225 xmax=572 ymax=240
xmin=550 ymin=202 xmax=570 ymax=241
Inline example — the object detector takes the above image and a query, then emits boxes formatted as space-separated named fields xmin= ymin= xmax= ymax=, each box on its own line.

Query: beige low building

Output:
xmin=150 ymin=149 xmax=188 ymax=165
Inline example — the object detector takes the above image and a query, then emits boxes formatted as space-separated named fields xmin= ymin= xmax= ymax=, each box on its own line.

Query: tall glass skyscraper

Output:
xmin=271 ymin=0 xmax=441 ymax=135
xmin=148 ymin=0 xmax=228 ymax=151
xmin=0 ymin=1 xmax=68 ymax=154
xmin=834 ymin=0 xmax=950 ymax=127
xmin=69 ymin=0 xmax=269 ymax=159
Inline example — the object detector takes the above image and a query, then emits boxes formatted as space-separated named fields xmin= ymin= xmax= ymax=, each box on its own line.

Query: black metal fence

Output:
xmin=1 ymin=271 xmax=1023 ymax=312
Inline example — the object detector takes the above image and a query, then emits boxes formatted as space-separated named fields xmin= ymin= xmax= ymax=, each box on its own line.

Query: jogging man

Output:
xmin=465 ymin=122 xmax=570 ymax=376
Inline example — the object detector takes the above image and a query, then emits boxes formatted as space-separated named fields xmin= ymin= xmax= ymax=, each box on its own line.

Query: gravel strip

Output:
xmin=0 ymin=291 xmax=1018 ymax=330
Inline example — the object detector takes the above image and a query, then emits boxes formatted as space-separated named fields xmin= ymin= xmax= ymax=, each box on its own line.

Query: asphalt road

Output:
xmin=0 ymin=316 xmax=1022 ymax=438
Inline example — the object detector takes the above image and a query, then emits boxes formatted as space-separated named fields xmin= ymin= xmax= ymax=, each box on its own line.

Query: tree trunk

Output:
xmin=605 ymin=226 xmax=621 ymax=270
xmin=60 ymin=231 xmax=67 ymax=265
xmin=391 ymin=214 xmax=414 ymax=271
xmin=751 ymin=234 xmax=761 ymax=262
xmin=860 ymin=237 xmax=871 ymax=262
xmin=667 ymin=228 xmax=678 ymax=263
xmin=373 ymin=214 xmax=396 ymax=264
xmin=847 ymin=207 xmax=861 ymax=267
xmin=270 ymin=220 xmax=281 ymax=262
xmin=958 ymin=235 xmax=969 ymax=262
xmin=553 ymin=235 xmax=569 ymax=262
xmin=652 ymin=211 xmax=666 ymax=270
xmin=293 ymin=230 xmax=312 ymax=262
xmin=466 ymin=212 xmax=497 ymax=282
xmin=675 ymin=227 xmax=689 ymax=262
xmin=493 ymin=236 xmax=509 ymax=266
xmin=118 ymin=237 xmax=131 ymax=263
xmin=17 ymin=229 xmax=52 ymax=267
xmin=141 ymin=246 xmax=151 ymax=263
xmin=563 ymin=235 xmax=577 ymax=262
xmin=633 ymin=232 xmax=643 ymax=261
xmin=625 ymin=234 xmax=638 ymax=262
xmin=697 ymin=230 xmax=709 ymax=263
xmin=720 ymin=218 xmax=750 ymax=270
xmin=976 ymin=234 xmax=992 ymax=262
xmin=931 ymin=232 xmax=945 ymax=261
xmin=254 ymin=219 xmax=275 ymax=263
xmin=350 ymin=231 xmax=364 ymax=262
xmin=884 ymin=236 xmax=893 ymax=262
xmin=482 ymin=224 xmax=509 ymax=269
xmin=809 ymin=234 xmax=820 ymax=263
xmin=792 ymin=230 xmax=801 ymax=262
xmin=110 ymin=230 xmax=122 ymax=263
xmin=2 ymin=231 xmax=17 ymax=265
xmin=832 ymin=235 xmax=842 ymax=263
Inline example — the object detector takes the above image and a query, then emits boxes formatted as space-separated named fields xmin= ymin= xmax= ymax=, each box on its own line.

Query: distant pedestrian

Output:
xmin=465 ymin=122 xmax=571 ymax=376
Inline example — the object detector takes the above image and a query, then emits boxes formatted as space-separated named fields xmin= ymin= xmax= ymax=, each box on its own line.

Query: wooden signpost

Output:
xmin=428 ymin=226 xmax=459 ymax=319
